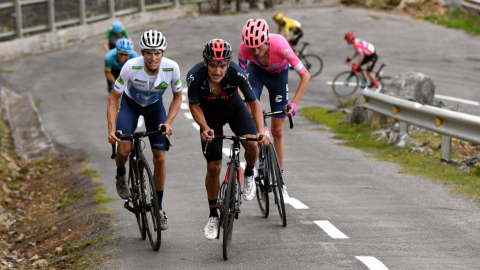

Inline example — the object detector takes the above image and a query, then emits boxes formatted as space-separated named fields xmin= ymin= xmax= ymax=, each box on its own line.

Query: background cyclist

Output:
xmin=103 ymin=20 xmax=133 ymax=52
xmin=107 ymin=30 xmax=183 ymax=231
xmin=238 ymin=18 xmax=311 ymax=204
xmin=104 ymin=38 xmax=138 ymax=93
xmin=272 ymin=12 xmax=303 ymax=55
xmin=345 ymin=32 xmax=382 ymax=92
xmin=187 ymin=39 xmax=268 ymax=240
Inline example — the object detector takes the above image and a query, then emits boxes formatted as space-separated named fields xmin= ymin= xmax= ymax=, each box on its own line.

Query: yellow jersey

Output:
xmin=281 ymin=17 xmax=301 ymax=33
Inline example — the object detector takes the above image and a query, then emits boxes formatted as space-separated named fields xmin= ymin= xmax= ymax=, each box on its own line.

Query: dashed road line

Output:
xmin=192 ymin=122 xmax=200 ymax=130
xmin=180 ymin=103 xmax=189 ymax=110
xmin=314 ymin=220 xmax=349 ymax=239
xmin=184 ymin=112 xmax=193 ymax=119
xmin=434 ymin=94 xmax=479 ymax=106
xmin=222 ymin=148 xmax=230 ymax=157
xmin=355 ymin=256 xmax=389 ymax=270
xmin=289 ymin=198 xmax=309 ymax=209
xmin=326 ymin=81 xmax=358 ymax=86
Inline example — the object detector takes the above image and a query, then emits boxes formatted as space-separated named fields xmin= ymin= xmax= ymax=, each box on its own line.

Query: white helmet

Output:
xmin=139 ymin=30 xmax=167 ymax=51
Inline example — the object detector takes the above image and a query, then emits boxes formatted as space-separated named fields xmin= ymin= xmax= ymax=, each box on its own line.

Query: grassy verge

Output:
xmin=301 ymin=106 xmax=480 ymax=201
xmin=424 ymin=8 xmax=480 ymax=35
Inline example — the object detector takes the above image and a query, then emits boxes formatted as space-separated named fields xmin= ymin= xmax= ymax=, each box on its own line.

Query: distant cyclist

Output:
xmin=272 ymin=12 xmax=303 ymax=55
xmin=107 ymin=30 xmax=183 ymax=231
xmin=187 ymin=39 xmax=268 ymax=240
xmin=239 ymin=18 xmax=311 ymax=204
xmin=345 ymin=32 xmax=382 ymax=92
xmin=103 ymin=20 xmax=133 ymax=52
xmin=104 ymin=38 xmax=139 ymax=93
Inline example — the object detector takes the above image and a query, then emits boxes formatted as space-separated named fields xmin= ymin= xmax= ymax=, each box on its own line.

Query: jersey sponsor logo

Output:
xmin=117 ymin=76 xmax=125 ymax=85
xmin=282 ymin=48 xmax=294 ymax=60
xmin=286 ymin=84 xmax=289 ymax=101
xmin=156 ymin=81 xmax=169 ymax=90
xmin=153 ymin=143 xmax=165 ymax=148
xmin=186 ymin=74 xmax=194 ymax=87
xmin=134 ymin=78 xmax=147 ymax=84
xmin=174 ymin=78 xmax=181 ymax=86
xmin=132 ymin=66 xmax=143 ymax=70
xmin=162 ymin=68 xmax=174 ymax=72
xmin=275 ymin=95 xmax=283 ymax=103
xmin=114 ymin=84 xmax=120 ymax=89
xmin=237 ymin=72 xmax=248 ymax=82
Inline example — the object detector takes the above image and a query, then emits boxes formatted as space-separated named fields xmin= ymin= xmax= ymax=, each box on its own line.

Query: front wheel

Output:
xmin=301 ymin=54 xmax=323 ymax=78
xmin=223 ymin=163 xmax=237 ymax=260
xmin=267 ymin=144 xmax=286 ymax=227
xmin=129 ymin=158 xmax=145 ymax=240
xmin=255 ymin=146 xmax=269 ymax=218
xmin=139 ymin=160 xmax=161 ymax=251
xmin=332 ymin=71 xmax=359 ymax=97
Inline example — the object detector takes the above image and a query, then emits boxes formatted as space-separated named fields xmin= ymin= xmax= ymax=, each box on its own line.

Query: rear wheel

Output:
xmin=139 ymin=160 xmax=161 ymax=251
xmin=379 ymin=76 xmax=392 ymax=88
xmin=301 ymin=54 xmax=323 ymax=78
xmin=129 ymin=158 xmax=145 ymax=240
xmin=223 ymin=163 xmax=237 ymax=260
xmin=332 ymin=71 xmax=359 ymax=97
xmin=255 ymin=146 xmax=269 ymax=218
xmin=267 ymin=144 xmax=286 ymax=227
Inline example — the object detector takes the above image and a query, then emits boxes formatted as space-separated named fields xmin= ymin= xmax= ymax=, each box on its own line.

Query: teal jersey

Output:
xmin=105 ymin=49 xmax=139 ymax=71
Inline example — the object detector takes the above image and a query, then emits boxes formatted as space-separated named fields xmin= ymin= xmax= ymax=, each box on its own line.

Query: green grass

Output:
xmin=94 ymin=187 xmax=116 ymax=204
xmin=301 ymin=106 xmax=480 ymax=201
xmin=82 ymin=168 xmax=100 ymax=178
xmin=424 ymin=8 xmax=480 ymax=34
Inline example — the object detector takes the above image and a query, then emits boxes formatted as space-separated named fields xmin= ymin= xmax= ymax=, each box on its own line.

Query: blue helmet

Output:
xmin=116 ymin=38 xmax=133 ymax=53
xmin=112 ymin=21 xmax=123 ymax=33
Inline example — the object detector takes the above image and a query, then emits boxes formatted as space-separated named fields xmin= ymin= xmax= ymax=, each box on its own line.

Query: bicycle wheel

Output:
xmin=255 ymin=145 xmax=269 ymax=218
xmin=379 ymin=76 xmax=392 ymax=88
xmin=332 ymin=71 xmax=359 ymax=97
xmin=267 ymin=144 xmax=286 ymax=227
xmin=129 ymin=158 xmax=146 ymax=240
xmin=223 ymin=163 xmax=236 ymax=260
xmin=138 ymin=160 xmax=161 ymax=251
xmin=301 ymin=54 xmax=323 ymax=78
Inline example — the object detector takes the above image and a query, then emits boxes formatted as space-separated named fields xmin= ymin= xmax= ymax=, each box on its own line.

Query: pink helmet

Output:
xmin=242 ymin=19 xmax=269 ymax=48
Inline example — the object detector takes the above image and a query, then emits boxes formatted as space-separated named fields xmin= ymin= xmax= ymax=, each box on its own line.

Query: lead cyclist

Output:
xmin=107 ymin=30 xmax=183 ymax=231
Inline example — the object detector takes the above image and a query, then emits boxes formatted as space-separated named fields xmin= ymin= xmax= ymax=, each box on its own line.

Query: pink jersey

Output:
xmin=353 ymin=38 xmax=375 ymax=56
xmin=238 ymin=34 xmax=306 ymax=75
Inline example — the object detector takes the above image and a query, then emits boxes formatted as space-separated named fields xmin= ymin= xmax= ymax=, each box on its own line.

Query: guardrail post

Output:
xmin=48 ymin=0 xmax=55 ymax=32
xmin=400 ymin=121 xmax=408 ymax=134
xmin=79 ymin=0 xmax=86 ymax=25
xmin=109 ymin=0 xmax=115 ymax=18
xmin=174 ymin=0 xmax=179 ymax=8
xmin=14 ymin=0 xmax=23 ymax=38
xmin=441 ymin=135 xmax=452 ymax=162
xmin=139 ymin=0 xmax=145 ymax=12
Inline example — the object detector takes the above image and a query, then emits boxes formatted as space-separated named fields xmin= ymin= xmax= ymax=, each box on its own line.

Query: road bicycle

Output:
xmin=204 ymin=133 xmax=262 ymax=260
xmin=255 ymin=108 xmax=293 ymax=227
xmin=293 ymin=42 xmax=323 ymax=78
xmin=331 ymin=59 xmax=391 ymax=97
xmin=111 ymin=125 xmax=172 ymax=251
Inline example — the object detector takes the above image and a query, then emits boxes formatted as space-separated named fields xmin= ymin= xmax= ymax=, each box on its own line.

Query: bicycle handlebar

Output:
xmin=203 ymin=131 xmax=263 ymax=155
xmin=111 ymin=125 xmax=170 ymax=159
xmin=263 ymin=105 xmax=294 ymax=129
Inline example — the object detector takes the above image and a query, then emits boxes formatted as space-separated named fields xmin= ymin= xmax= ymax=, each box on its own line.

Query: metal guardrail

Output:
xmin=462 ymin=0 xmax=480 ymax=13
xmin=361 ymin=90 xmax=480 ymax=162
xmin=0 ymin=0 xmax=211 ymax=39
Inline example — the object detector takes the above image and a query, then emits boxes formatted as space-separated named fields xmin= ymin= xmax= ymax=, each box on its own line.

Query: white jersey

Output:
xmin=114 ymin=56 xmax=182 ymax=107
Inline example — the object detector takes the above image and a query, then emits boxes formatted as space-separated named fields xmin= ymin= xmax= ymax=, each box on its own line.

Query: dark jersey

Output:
xmin=187 ymin=61 xmax=256 ymax=113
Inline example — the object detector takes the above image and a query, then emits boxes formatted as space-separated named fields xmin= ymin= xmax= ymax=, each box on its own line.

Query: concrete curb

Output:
xmin=1 ymin=86 xmax=56 ymax=161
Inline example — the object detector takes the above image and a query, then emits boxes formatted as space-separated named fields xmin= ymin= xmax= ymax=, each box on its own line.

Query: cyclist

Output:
xmin=103 ymin=20 xmax=133 ymax=52
xmin=187 ymin=39 xmax=269 ymax=240
xmin=238 ymin=18 xmax=311 ymax=204
xmin=107 ymin=30 xmax=183 ymax=231
xmin=344 ymin=32 xmax=382 ymax=92
xmin=272 ymin=12 xmax=303 ymax=55
xmin=104 ymin=38 xmax=139 ymax=93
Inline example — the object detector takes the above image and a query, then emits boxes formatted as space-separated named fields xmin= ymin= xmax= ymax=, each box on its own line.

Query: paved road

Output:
xmin=2 ymin=7 xmax=480 ymax=269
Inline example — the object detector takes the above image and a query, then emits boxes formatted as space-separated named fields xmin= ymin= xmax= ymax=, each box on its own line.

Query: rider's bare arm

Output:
xmin=103 ymin=39 xmax=109 ymax=52
xmin=356 ymin=53 xmax=365 ymax=68
xmin=107 ymin=90 xmax=122 ymax=143
xmin=287 ymin=69 xmax=311 ymax=116
xmin=162 ymin=90 xmax=182 ymax=135
xmin=105 ymin=70 xmax=116 ymax=84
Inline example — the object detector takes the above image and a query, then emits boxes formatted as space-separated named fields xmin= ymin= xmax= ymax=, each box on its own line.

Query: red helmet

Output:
xmin=242 ymin=19 xmax=269 ymax=48
xmin=345 ymin=32 xmax=355 ymax=41
xmin=203 ymin=39 xmax=233 ymax=61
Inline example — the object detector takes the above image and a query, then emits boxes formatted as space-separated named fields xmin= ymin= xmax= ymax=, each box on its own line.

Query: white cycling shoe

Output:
xmin=160 ymin=210 xmax=169 ymax=230
xmin=204 ymin=216 xmax=218 ymax=240
xmin=243 ymin=175 xmax=256 ymax=201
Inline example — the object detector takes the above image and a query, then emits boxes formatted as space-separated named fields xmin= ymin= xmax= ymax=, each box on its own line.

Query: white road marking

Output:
xmin=184 ymin=112 xmax=193 ymax=119
xmin=326 ymin=81 xmax=358 ymax=86
xmin=434 ymin=94 xmax=479 ymax=106
xmin=192 ymin=123 xmax=200 ymax=130
xmin=182 ymin=95 xmax=186 ymax=101
xmin=222 ymin=148 xmax=230 ymax=157
xmin=314 ymin=220 xmax=349 ymax=239
xmin=240 ymin=162 xmax=246 ymax=171
xmin=355 ymin=256 xmax=389 ymax=270
xmin=182 ymin=87 xmax=188 ymax=92
xmin=137 ymin=115 xmax=144 ymax=128
xmin=289 ymin=198 xmax=309 ymax=209
xmin=180 ymin=103 xmax=189 ymax=110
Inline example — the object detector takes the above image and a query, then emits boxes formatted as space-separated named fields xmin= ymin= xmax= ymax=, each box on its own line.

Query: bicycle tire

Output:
xmin=255 ymin=145 xmax=269 ymax=218
xmin=332 ymin=71 xmax=359 ymax=97
xmin=129 ymin=157 xmax=146 ymax=240
xmin=379 ymin=76 xmax=392 ymax=88
xmin=301 ymin=54 xmax=323 ymax=78
xmin=139 ymin=159 xmax=161 ymax=251
xmin=267 ymin=144 xmax=286 ymax=227
xmin=223 ymin=163 xmax=236 ymax=260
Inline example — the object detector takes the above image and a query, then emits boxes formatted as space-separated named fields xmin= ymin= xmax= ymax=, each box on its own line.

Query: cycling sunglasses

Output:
xmin=118 ymin=52 xmax=131 ymax=56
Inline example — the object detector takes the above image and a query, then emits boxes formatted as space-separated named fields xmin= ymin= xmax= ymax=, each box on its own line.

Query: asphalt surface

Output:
xmin=1 ymin=7 xmax=480 ymax=269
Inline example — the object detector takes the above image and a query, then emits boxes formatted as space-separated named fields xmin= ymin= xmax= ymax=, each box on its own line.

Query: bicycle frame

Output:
xmin=345 ymin=60 xmax=388 ymax=88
